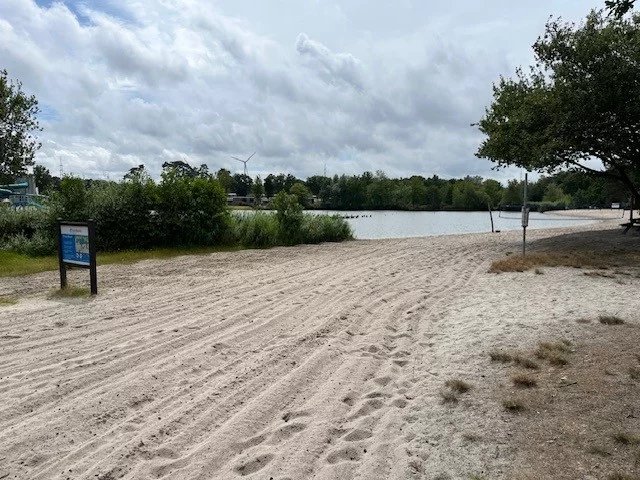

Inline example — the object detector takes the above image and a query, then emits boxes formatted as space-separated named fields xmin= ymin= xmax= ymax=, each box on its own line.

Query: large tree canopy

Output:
xmin=606 ymin=0 xmax=636 ymax=18
xmin=476 ymin=11 xmax=640 ymax=201
xmin=0 ymin=69 xmax=41 ymax=184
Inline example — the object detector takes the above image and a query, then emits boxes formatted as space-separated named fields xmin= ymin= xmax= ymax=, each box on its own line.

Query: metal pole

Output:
xmin=522 ymin=173 xmax=528 ymax=256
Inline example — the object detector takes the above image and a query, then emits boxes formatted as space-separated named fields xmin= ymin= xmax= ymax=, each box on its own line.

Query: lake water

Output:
xmin=307 ymin=210 xmax=596 ymax=240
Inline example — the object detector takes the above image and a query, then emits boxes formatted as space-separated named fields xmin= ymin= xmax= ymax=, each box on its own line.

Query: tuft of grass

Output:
xmin=512 ymin=373 xmax=538 ymax=388
xmin=440 ymin=389 xmax=459 ymax=404
xmin=513 ymin=354 xmax=540 ymax=370
xmin=48 ymin=286 xmax=91 ymax=299
xmin=0 ymin=296 xmax=18 ymax=306
xmin=489 ymin=350 xmax=513 ymax=363
xmin=587 ymin=445 xmax=611 ymax=457
xmin=612 ymin=432 xmax=640 ymax=446
xmin=445 ymin=379 xmax=472 ymax=394
xmin=534 ymin=268 xmax=544 ymax=275
xmin=608 ymin=473 xmax=640 ymax=480
xmin=535 ymin=341 xmax=572 ymax=366
xmin=502 ymin=398 xmax=526 ymax=413
xmin=599 ymin=315 xmax=625 ymax=325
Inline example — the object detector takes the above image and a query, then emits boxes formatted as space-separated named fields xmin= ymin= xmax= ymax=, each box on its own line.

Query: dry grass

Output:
xmin=489 ymin=250 xmax=615 ymax=273
xmin=445 ymin=379 xmax=472 ymax=394
xmin=512 ymin=373 xmax=538 ymax=389
xmin=48 ymin=286 xmax=91 ymax=299
xmin=513 ymin=354 xmax=540 ymax=370
xmin=440 ymin=389 xmax=459 ymax=404
xmin=535 ymin=341 xmax=572 ymax=366
xmin=0 ymin=296 xmax=18 ymax=306
xmin=608 ymin=473 xmax=640 ymax=480
xmin=502 ymin=397 xmax=526 ymax=413
xmin=599 ymin=315 xmax=625 ymax=325
xmin=489 ymin=349 xmax=513 ymax=363
xmin=612 ymin=432 xmax=640 ymax=446
xmin=588 ymin=445 xmax=612 ymax=457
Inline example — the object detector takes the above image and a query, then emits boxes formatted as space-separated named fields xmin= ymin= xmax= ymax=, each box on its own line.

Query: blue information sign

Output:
xmin=60 ymin=224 xmax=91 ymax=266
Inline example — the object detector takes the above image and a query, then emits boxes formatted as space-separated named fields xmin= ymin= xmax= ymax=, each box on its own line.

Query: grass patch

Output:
xmin=0 ymin=246 xmax=243 ymax=278
xmin=512 ymin=373 xmax=538 ymax=388
xmin=612 ymin=432 xmax=640 ymax=446
xmin=445 ymin=379 xmax=472 ymax=394
xmin=48 ymin=286 xmax=91 ymax=299
xmin=502 ymin=397 xmax=526 ymax=413
xmin=489 ymin=349 xmax=513 ymax=363
xmin=535 ymin=341 xmax=572 ymax=366
xmin=608 ymin=474 xmax=640 ymax=480
xmin=513 ymin=354 xmax=540 ymax=370
xmin=587 ymin=445 xmax=612 ymax=457
xmin=440 ymin=389 xmax=459 ymax=404
xmin=489 ymin=349 xmax=539 ymax=369
xmin=489 ymin=250 xmax=638 ymax=276
xmin=0 ymin=296 xmax=18 ymax=306
xmin=599 ymin=315 xmax=625 ymax=325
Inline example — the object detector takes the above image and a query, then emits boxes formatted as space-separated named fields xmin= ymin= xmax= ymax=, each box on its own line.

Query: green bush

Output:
xmin=2 ymin=231 xmax=56 ymax=256
xmin=233 ymin=213 xmax=279 ymax=247
xmin=273 ymin=191 xmax=304 ymax=245
xmin=301 ymin=214 xmax=353 ymax=243
xmin=0 ymin=208 xmax=49 ymax=242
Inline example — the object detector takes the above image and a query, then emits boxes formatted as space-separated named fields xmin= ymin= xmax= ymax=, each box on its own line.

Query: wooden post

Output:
xmin=88 ymin=219 xmax=97 ymax=295
xmin=56 ymin=219 xmax=67 ymax=289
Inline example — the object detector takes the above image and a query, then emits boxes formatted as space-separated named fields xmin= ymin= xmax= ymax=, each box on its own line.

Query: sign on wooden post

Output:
xmin=57 ymin=219 xmax=97 ymax=294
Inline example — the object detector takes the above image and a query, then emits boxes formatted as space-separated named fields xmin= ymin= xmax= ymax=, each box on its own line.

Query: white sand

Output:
xmin=0 ymin=219 xmax=638 ymax=479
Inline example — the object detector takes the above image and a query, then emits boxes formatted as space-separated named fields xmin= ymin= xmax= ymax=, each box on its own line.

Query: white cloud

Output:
xmin=0 ymin=0 xmax=603 ymax=181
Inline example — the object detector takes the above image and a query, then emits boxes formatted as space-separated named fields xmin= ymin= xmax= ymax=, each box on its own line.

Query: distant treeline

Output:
xmin=32 ymin=162 xmax=630 ymax=212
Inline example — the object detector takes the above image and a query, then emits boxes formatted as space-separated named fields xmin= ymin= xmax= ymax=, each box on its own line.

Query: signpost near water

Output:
xmin=521 ymin=173 xmax=529 ymax=256
xmin=57 ymin=220 xmax=97 ymax=294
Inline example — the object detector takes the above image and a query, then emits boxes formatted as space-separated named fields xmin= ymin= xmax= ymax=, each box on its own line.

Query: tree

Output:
xmin=289 ymin=182 xmax=311 ymax=208
xmin=477 ymin=11 xmax=640 ymax=202
xmin=216 ymin=168 xmax=233 ymax=193
xmin=33 ymin=164 xmax=53 ymax=193
xmin=232 ymin=173 xmax=252 ymax=196
xmin=0 ymin=70 xmax=41 ymax=184
xmin=252 ymin=175 xmax=264 ymax=204
xmin=606 ymin=0 xmax=635 ymax=18
xmin=124 ymin=164 xmax=150 ymax=182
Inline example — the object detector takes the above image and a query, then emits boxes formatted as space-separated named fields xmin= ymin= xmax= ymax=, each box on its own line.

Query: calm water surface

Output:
xmin=308 ymin=210 xmax=596 ymax=240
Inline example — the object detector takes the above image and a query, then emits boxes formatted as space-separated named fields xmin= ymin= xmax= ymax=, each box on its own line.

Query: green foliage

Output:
xmin=477 ymin=10 xmax=640 ymax=200
xmin=289 ymin=182 xmax=311 ymax=207
xmin=0 ymin=69 xmax=41 ymax=184
xmin=273 ymin=191 xmax=304 ymax=245
xmin=0 ymin=207 xmax=48 ymax=242
xmin=301 ymin=214 xmax=353 ymax=243
xmin=233 ymin=212 xmax=279 ymax=247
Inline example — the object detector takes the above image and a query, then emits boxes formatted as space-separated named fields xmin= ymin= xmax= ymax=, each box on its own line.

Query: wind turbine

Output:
xmin=231 ymin=152 xmax=255 ymax=176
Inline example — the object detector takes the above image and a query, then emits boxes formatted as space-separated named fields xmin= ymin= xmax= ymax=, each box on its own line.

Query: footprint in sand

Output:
xmin=268 ymin=422 xmax=307 ymax=444
xmin=350 ymin=398 xmax=384 ymax=419
xmin=343 ymin=429 xmax=373 ymax=442
xmin=393 ymin=360 xmax=409 ymax=367
xmin=373 ymin=376 xmax=393 ymax=387
xmin=234 ymin=453 xmax=274 ymax=476
xmin=326 ymin=446 xmax=365 ymax=464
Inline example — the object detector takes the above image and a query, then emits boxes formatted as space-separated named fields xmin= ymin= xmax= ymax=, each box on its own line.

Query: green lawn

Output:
xmin=0 ymin=246 xmax=243 ymax=278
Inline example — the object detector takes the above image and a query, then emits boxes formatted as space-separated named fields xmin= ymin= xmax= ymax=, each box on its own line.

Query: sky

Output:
xmin=0 ymin=0 xmax=602 ymax=182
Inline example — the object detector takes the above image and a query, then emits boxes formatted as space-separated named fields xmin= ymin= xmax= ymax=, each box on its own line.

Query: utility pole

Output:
xmin=522 ymin=173 xmax=529 ymax=256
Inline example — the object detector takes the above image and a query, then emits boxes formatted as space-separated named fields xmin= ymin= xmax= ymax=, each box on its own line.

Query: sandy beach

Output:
xmin=1 ymin=217 xmax=639 ymax=479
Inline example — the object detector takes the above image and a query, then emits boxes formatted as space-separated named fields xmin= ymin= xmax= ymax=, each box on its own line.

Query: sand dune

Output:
xmin=1 ymin=220 xmax=638 ymax=479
